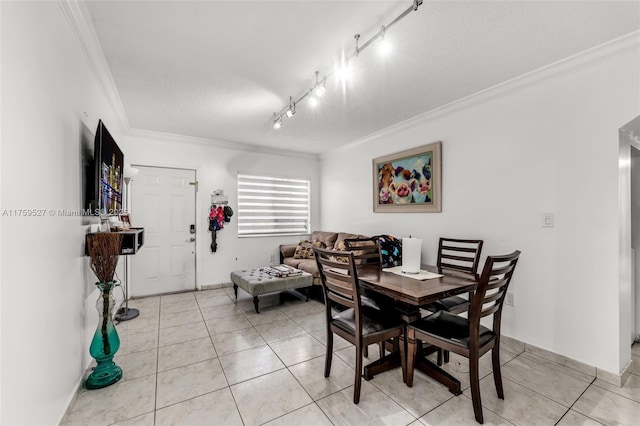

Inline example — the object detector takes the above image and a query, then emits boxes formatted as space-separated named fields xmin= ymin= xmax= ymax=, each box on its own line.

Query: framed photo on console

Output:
xmin=373 ymin=141 xmax=442 ymax=213
xmin=119 ymin=213 xmax=131 ymax=229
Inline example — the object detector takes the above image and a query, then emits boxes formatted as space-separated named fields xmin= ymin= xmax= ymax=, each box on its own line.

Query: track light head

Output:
xmin=285 ymin=96 xmax=295 ymax=118
xmin=313 ymin=71 xmax=325 ymax=97
xmin=273 ymin=114 xmax=282 ymax=130
xmin=379 ymin=25 xmax=391 ymax=56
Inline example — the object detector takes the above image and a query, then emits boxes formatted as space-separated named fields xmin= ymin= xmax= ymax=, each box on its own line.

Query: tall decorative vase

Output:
xmin=86 ymin=281 xmax=123 ymax=389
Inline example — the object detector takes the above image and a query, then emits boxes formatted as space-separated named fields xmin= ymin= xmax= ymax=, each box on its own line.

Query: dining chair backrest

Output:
xmin=437 ymin=238 xmax=484 ymax=280
xmin=314 ymin=246 xmax=361 ymax=311
xmin=468 ymin=251 xmax=521 ymax=339
xmin=343 ymin=237 xmax=382 ymax=266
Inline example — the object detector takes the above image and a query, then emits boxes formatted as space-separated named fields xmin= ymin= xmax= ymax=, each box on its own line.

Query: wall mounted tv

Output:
xmin=93 ymin=120 xmax=124 ymax=216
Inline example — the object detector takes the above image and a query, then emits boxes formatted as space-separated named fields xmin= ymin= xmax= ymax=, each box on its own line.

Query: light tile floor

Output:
xmin=63 ymin=288 xmax=640 ymax=425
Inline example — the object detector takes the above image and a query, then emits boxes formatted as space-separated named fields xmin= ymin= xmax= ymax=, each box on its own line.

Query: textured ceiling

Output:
xmin=87 ymin=1 xmax=640 ymax=154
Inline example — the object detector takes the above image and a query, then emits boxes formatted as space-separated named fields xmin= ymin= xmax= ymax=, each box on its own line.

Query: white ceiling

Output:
xmin=86 ymin=1 xmax=640 ymax=154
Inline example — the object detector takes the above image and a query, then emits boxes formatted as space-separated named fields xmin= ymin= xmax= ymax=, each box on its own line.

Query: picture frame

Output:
xmin=119 ymin=212 xmax=131 ymax=229
xmin=372 ymin=141 xmax=442 ymax=213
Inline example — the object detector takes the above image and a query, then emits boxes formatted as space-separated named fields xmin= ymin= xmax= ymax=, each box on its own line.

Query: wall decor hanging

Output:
xmin=209 ymin=190 xmax=233 ymax=252
xmin=373 ymin=141 xmax=442 ymax=213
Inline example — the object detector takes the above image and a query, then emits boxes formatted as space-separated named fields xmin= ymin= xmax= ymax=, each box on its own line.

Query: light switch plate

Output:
xmin=541 ymin=213 xmax=555 ymax=228
xmin=505 ymin=292 xmax=515 ymax=306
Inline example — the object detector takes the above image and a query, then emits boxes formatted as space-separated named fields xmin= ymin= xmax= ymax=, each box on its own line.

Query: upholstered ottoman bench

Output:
xmin=230 ymin=267 xmax=313 ymax=313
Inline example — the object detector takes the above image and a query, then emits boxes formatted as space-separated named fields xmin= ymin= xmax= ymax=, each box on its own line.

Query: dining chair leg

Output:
xmin=437 ymin=348 xmax=443 ymax=366
xmin=469 ymin=351 xmax=484 ymax=424
xmin=324 ymin=330 xmax=333 ymax=377
xmin=406 ymin=328 xmax=417 ymax=387
xmin=444 ymin=350 xmax=450 ymax=364
xmin=364 ymin=345 xmax=369 ymax=358
xmin=354 ymin=342 xmax=363 ymax=404
xmin=399 ymin=332 xmax=407 ymax=384
xmin=492 ymin=345 xmax=504 ymax=399
xmin=379 ymin=341 xmax=385 ymax=359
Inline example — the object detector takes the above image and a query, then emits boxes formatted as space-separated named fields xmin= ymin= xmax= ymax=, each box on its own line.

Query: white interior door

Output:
xmin=130 ymin=166 xmax=196 ymax=297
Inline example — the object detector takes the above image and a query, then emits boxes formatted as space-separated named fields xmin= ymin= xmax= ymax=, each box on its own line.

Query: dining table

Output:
xmin=356 ymin=263 xmax=477 ymax=395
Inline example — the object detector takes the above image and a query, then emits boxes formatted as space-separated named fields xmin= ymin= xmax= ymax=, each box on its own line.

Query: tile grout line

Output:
xmin=153 ymin=297 xmax=162 ymax=425
xmin=232 ymin=295 xmax=338 ymax=424
xmin=589 ymin=376 xmax=640 ymax=405
xmin=522 ymin=350 xmax=597 ymax=383
xmin=553 ymin=376 xmax=602 ymax=426
xmin=196 ymin=292 xmax=248 ymax=426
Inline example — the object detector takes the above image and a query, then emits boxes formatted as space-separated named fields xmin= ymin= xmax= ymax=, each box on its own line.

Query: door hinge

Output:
xmin=189 ymin=181 xmax=198 ymax=192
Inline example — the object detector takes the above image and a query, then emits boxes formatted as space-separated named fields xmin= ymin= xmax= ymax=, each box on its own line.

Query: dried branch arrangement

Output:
xmin=87 ymin=232 xmax=123 ymax=282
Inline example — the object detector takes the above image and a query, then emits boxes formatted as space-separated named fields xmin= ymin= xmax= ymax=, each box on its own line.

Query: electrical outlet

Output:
xmin=541 ymin=213 xmax=555 ymax=228
xmin=269 ymin=254 xmax=276 ymax=264
xmin=505 ymin=292 xmax=515 ymax=306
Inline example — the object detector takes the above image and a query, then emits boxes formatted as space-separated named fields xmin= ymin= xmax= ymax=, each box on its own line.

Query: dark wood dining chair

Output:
xmin=406 ymin=250 xmax=521 ymax=424
xmin=422 ymin=238 xmax=483 ymax=364
xmin=343 ymin=237 xmax=382 ymax=265
xmin=313 ymin=246 xmax=405 ymax=404
xmin=343 ymin=237 xmax=397 ymax=358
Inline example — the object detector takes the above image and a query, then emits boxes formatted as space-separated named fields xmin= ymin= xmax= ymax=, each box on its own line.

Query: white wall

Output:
xmin=629 ymin=133 xmax=640 ymax=342
xmin=1 ymin=2 xmax=125 ymax=424
xmin=320 ymin=43 xmax=640 ymax=374
xmin=121 ymin=132 xmax=320 ymax=290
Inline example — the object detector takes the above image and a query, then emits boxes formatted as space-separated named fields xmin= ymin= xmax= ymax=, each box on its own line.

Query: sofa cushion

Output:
xmin=311 ymin=231 xmax=339 ymax=250
xmin=295 ymin=259 xmax=319 ymax=278
xmin=279 ymin=244 xmax=298 ymax=258
xmin=334 ymin=233 xmax=368 ymax=250
xmin=283 ymin=257 xmax=304 ymax=268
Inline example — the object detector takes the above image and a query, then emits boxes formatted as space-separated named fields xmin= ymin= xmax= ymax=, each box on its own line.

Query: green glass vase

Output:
xmin=86 ymin=281 xmax=123 ymax=389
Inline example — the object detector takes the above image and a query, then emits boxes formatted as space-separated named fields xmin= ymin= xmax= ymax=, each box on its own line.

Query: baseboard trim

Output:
xmin=58 ymin=372 xmax=87 ymax=424
xmin=525 ymin=343 xmax=596 ymax=377
xmin=510 ymin=339 xmax=635 ymax=387
xmin=201 ymin=282 xmax=233 ymax=290
xmin=597 ymin=360 xmax=633 ymax=387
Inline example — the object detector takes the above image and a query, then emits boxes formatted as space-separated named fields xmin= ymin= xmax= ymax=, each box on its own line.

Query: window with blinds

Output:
xmin=237 ymin=174 xmax=311 ymax=237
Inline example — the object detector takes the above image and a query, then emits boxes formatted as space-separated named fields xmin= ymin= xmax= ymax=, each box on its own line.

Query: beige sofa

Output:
xmin=279 ymin=231 xmax=370 ymax=285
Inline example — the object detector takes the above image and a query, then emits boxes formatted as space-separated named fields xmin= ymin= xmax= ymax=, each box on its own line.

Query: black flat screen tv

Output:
xmin=94 ymin=120 xmax=124 ymax=216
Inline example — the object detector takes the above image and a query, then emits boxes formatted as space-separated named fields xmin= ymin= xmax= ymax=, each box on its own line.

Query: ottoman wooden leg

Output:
xmin=233 ymin=284 xmax=238 ymax=299
xmin=253 ymin=296 xmax=260 ymax=313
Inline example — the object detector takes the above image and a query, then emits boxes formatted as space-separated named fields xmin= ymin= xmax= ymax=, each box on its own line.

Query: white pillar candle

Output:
xmin=402 ymin=237 xmax=422 ymax=274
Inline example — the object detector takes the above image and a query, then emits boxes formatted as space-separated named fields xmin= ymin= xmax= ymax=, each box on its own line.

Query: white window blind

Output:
xmin=237 ymin=174 xmax=311 ymax=237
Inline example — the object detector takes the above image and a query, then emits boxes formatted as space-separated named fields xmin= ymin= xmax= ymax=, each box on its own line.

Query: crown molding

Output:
xmin=321 ymin=30 xmax=640 ymax=160
xmin=58 ymin=0 xmax=130 ymax=132
xmin=126 ymin=128 xmax=320 ymax=161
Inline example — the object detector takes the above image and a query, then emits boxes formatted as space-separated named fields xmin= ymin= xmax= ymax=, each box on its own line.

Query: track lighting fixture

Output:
xmin=379 ymin=25 xmax=391 ymax=56
xmin=272 ymin=113 xmax=282 ymax=130
xmin=270 ymin=0 xmax=422 ymax=129
xmin=285 ymin=96 xmax=295 ymax=118
xmin=313 ymin=71 xmax=326 ymax=97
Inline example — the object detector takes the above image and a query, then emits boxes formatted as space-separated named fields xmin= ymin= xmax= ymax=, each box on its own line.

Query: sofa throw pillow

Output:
xmin=328 ymin=241 xmax=350 ymax=263
xmin=293 ymin=239 xmax=325 ymax=259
